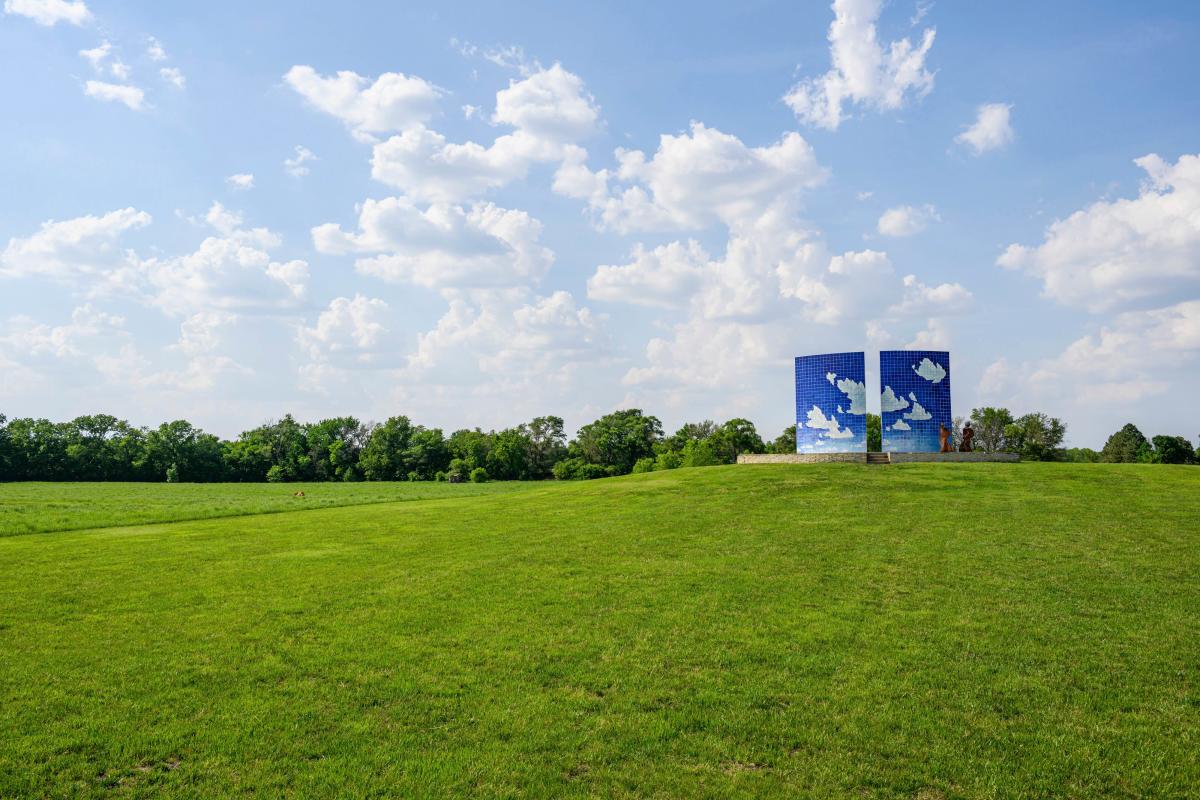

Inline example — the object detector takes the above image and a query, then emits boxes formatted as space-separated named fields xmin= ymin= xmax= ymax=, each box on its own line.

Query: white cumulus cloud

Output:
xmin=146 ymin=37 xmax=167 ymax=61
xmin=285 ymin=65 xmax=443 ymax=138
xmin=139 ymin=203 xmax=309 ymax=315
xmin=312 ymin=196 xmax=554 ymax=290
xmin=878 ymin=204 xmax=939 ymax=237
xmin=0 ymin=207 xmax=150 ymax=284
xmin=284 ymin=145 xmax=317 ymax=177
xmin=225 ymin=173 xmax=255 ymax=190
xmin=492 ymin=63 xmax=599 ymax=142
xmin=298 ymin=295 xmax=390 ymax=363
xmin=79 ymin=40 xmax=111 ymax=70
xmin=784 ymin=0 xmax=936 ymax=130
xmin=955 ymin=103 xmax=1014 ymax=155
xmin=84 ymin=80 xmax=145 ymax=111
xmin=587 ymin=240 xmax=708 ymax=308
xmin=563 ymin=122 xmax=826 ymax=233
xmin=889 ymin=275 xmax=971 ymax=315
xmin=998 ymin=153 xmax=1200 ymax=313
xmin=4 ymin=0 xmax=90 ymax=26
xmin=371 ymin=64 xmax=600 ymax=203
xmin=160 ymin=67 xmax=185 ymax=89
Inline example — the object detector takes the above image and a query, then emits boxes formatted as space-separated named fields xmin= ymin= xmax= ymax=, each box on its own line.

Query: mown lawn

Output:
xmin=0 ymin=480 xmax=533 ymax=536
xmin=1 ymin=464 xmax=1198 ymax=798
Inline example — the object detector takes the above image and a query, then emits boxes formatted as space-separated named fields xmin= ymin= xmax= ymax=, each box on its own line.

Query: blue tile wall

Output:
xmin=879 ymin=350 xmax=952 ymax=452
xmin=794 ymin=352 xmax=867 ymax=453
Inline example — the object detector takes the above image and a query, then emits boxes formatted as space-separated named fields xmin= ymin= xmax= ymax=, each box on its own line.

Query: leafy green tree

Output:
xmin=306 ymin=417 xmax=368 ymax=481
xmin=140 ymin=421 xmax=225 ymax=482
xmin=470 ymin=467 xmax=489 ymax=483
xmin=0 ymin=414 xmax=9 ymax=481
xmin=969 ymin=407 xmax=1015 ymax=453
xmin=359 ymin=416 xmax=416 ymax=481
xmin=654 ymin=451 xmax=683 ymax=470
xmin=1101 ymin=423 xmax=1152 ymax=463
xmin=4 ymin=418 xmax=72 ymax=480
xmin=523 ymin=416 xmax=567 ymax=478
xmin=222 ymin=437 xmax=274 ymax=482
xmin=573 ymin=409 xmax=662 ymax=475
xmin=405 ymin=427 xmax=449 ymax=480
xmin=225 ymin=415 xmax=311 ymax=481
xmin=709 ymin=418 xmax=764 ymax=463
xmin=664 ymin=420 xmax=718 ymax=453
xmin=866 ymin=414 xmax=881 ymax=452
xmin=1003 ymin=413 xmax=1066 ymax=461
xmin=63 ymin=414 xmax=147 ymax=481
xmin=680 ymin=438 xmax=720 ymax=467
xmin=447 ymin=428 xmax=493 ymax=470
xmin=487 ymin=428 xmax=533 ymax=481
xmin=1062 ymin=448 xmax=1101 ymax=463
xmin=768 ymin=425 xmax=797 ymax=454
xmin=1151 ymin=435 xmax=1196 ymax=465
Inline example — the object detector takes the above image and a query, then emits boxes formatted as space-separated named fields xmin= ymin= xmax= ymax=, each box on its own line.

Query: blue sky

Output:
xmin=2 ymin=0 xmax=1198 ymax=446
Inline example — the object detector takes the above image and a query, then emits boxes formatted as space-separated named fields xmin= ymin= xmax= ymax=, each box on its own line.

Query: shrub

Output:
xmin=681 ymin=438 xmax=720 ymax=467
xmin=265 ymin=464 xmax=285 ymax=483
xmin=446 ymin=458 xmax=469 ymax=483
xmin=654 ymin=451 xmax=683 ymax=470
xmin=631 ymin=457 xmax=656 ymax=474
xmin=470 ymin=467 xmax=489 ymax=483
xmin=552 ymin=457 xmax=585 ymax=480
xmin=577 ymin=463 xmax=608 ymax=480
xmin=1062 ymin=448 xmax=1101 ymax=463
xmin=552 ymin=458 xmax=608 ymax=480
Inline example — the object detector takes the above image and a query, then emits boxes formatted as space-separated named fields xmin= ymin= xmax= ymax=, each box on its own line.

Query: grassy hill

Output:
xmin=1 ymin=464 xmax=1198 ymax=798
xmin=0 ymin=480 xmax=533 ymax=537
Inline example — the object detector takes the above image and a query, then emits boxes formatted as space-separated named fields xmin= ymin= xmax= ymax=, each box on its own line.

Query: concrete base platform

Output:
xmin=737 ymin=452 xmax=1019 ymax=464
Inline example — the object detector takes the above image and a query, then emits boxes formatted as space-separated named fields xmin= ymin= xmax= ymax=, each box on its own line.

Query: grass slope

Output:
xmin=0 ymin=480 xmax=532 ymax=537
xmin=1 ymin=464 xmax=1198 ymax=798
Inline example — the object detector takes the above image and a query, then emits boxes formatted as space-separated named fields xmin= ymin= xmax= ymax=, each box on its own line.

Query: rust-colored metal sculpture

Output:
xmin=939 ymin=424 xmax=952 ymax=453
xmin=959 ymin=422 xmax=974 ymax=452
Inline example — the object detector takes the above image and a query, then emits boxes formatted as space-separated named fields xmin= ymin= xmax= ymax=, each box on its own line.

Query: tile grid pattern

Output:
xmin=879 ymin=350 xmax=952 ymax=453
xmin=794 ymin=352 xmax=867 ymax=454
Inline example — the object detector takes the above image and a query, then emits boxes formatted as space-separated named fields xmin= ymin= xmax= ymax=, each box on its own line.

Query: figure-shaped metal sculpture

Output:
xmin=959 ymin=422 xmax=974 ymax=452
xmin=939 ymin=424 xmax=952 ymax=453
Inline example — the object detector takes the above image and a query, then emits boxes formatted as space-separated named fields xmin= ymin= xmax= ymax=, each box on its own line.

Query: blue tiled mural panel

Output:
xmin=879 ymin=350 xmax=952 ymax=452
xmin=794 ymin=352 xmax=867 ymax=453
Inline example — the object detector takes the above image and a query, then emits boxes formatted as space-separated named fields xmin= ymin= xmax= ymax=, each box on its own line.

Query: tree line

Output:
xmin=0 ymin=411 xmax=782 ymax=484
xmin=0 ymin=408 xmax=1194 ymax=483
xmin=965 ymin=408 xmax=1198 ymax=465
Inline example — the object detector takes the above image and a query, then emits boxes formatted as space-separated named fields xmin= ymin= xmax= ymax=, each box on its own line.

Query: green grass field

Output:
xmin=0 ymin=480 xmax=531 ymax=537
xmin=1 ymin=464 xmax=1198 ymax=798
